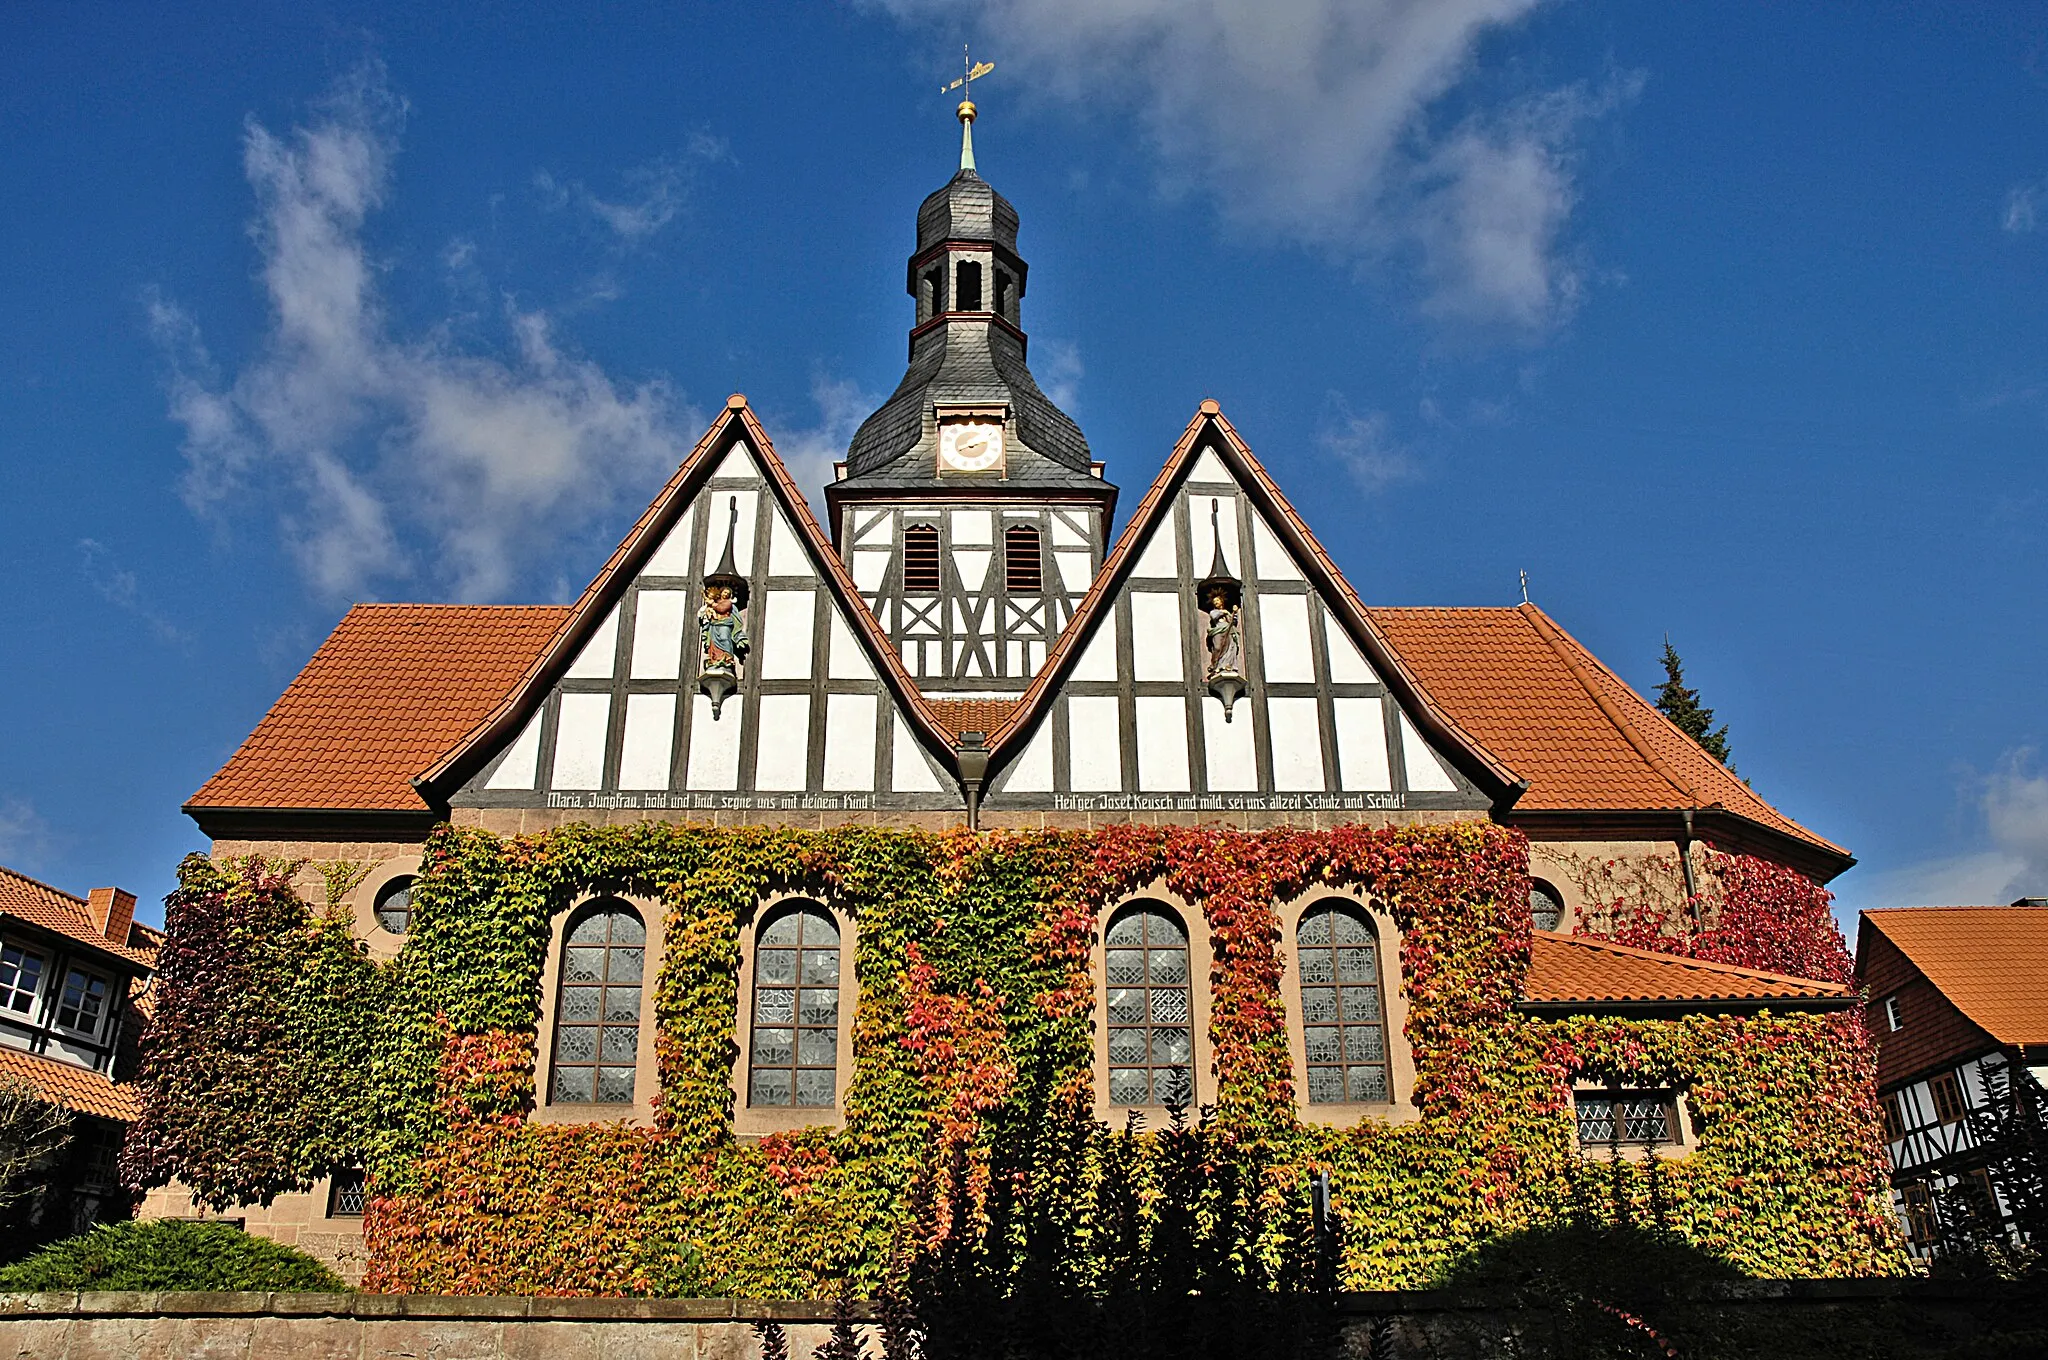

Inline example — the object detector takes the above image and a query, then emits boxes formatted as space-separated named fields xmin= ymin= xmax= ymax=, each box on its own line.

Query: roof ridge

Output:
xmin=1545 ymin=932 xmax=1847 ymax=991
xmin=1866 ymin=903 xmax=2045 ymax=915
xmin=1518 ymin=603 xmax=1699 ymax=807
xmin=0 ymin=863 xmax=87 ymax=909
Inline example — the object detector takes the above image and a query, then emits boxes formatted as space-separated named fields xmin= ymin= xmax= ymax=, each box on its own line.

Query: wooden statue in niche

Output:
xmin=698 ymin=496 xmax=752 ymax=719
xmin=1198 ymin=499 xmax=1246 ymax=721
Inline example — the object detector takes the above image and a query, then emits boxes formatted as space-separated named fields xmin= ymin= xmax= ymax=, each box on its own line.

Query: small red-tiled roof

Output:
xmin=0 ymin=1045 xmax=139 ymax=1122
xmin=0 ymin=866 xmax=156 ymax=971
xmin=1522 ymin=933 xmax=1852 ymax=1010
xmin=188 ymin=604 xmax=571 ymax=813
xmin=1861 ymin=905 xmax=2048 ymax=1046
xmin=925 ymin=699 xmax=1020 ymax=742
xmin=1366 ymin=604 xmax=1845 ymax=862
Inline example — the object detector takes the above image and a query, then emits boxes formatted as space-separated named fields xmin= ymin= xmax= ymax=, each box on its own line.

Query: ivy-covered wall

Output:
xmin=123 ymin=823 xmax=1905 ymax=1296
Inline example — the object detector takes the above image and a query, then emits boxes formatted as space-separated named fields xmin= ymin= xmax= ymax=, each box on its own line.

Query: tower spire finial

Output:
xmin=940 ymin=45 xmax=995 ymax=173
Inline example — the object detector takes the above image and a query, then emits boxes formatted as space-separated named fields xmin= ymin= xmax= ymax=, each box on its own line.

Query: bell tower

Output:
xmin=825 ymin=85 xmax=1116 ymax=697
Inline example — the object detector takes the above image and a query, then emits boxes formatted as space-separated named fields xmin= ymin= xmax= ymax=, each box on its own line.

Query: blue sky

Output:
xmin=4 ymin=2 xmax=2046 ymax=929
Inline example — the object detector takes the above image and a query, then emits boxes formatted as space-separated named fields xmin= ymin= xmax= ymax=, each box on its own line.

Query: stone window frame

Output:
xmin=1569 ymin=1080 xmax=1699 ymax=1162
xmin=530 ymin=891 xmax=666 ymax=1128
xmin=731 ymin=892 xmax=859 ymax=1139
xmin=1276 ymin=888 xmax=1418 ymax=1130
xmin=1090 ymin=885 xmax=1213 ymax=1124
xmin=349 ymin=857 xmax=430 ymax=960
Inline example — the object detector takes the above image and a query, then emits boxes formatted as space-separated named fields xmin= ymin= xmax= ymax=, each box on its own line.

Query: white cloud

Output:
xmin=2004 ymin=179 xmax=2044 ymax=234
xmin=77 ymin=539 xmax=190 ymax=646
xmin=154 ymin=64 xmax=702 ymax=602
xmin=0 ymin=798 xmax=54 ymax=868
xmin=1036 ymin=338 xmax=1083 ymax=411
xmin=876 ymin=0 xmax=1630 ymax=329
xmin=769 ymin=374 xmax=885 ymax=515
xmin=537 ymin=133 xmax=728 ymax=245
xmin=1853 ymin=750 xmax=2048 ymax=908
xmin=1317 ymin=395 xmax=1415 ymax=493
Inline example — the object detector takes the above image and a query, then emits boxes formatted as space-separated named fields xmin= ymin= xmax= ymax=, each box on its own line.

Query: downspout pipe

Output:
xmin=1679 ymin=808 xmax=1701 ymax=924
xmin=957 ymin=732 xmax=990 ymax=831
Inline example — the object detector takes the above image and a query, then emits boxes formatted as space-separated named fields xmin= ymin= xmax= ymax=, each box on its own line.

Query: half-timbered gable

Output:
xmin=425 ymin=400 xmax=963 ymax=818
xmin=978 ymin=405 xmax=1508 ymax=819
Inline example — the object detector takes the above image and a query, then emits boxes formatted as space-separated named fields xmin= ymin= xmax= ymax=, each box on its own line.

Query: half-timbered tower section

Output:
xmin=825 ymin=143 xmax=1115 ymax=696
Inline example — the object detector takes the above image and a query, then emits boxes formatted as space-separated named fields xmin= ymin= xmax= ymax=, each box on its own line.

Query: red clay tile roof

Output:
xmin=189 ymin=604 xmax=571 ymax=813
xmin=0 ymin=866 xmax=156 ymax=971
xmin=1861 ymin=905 xmax=2048 ymax=1046
xmin=0 ymin=1044 xmax=139 ymax=1122
xmin=1366 ymin=604 xmax=1845 ymax=859
xmin=925 ymin=699 xmax=1020 ymax=742
xmin=1524 ymin=934 xmax=1852 ymax=1009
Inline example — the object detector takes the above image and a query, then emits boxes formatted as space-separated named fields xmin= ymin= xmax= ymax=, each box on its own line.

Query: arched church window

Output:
xmin=374 ymin=876 xmax=415 ymax=936
xmin=1105 ymin=903 xmax=1193 ymax=1107
xmin=1004 ymin=523 xmax=1043 ymax=593
xmin=956 ymin=260 xmax=983 ymax=312
xmin=1530 ymin=879 xmax=1565 ymax=933
xmin=748 ymin=903 xmax=841 ymax=1108
xmin=549 ymin=900 xmax=646 ymax=1105
xmin=902 ymin=523 xmax=941 ymax=593
xmin=1296 ymin=902 xmax=1388 ymax=1104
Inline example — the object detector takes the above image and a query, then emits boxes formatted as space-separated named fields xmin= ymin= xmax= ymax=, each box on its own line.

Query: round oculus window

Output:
xmin=374 ymin=876 xmax=416 ymax=936
xmin=1529 ymin=880 xmax=1564 ymax=934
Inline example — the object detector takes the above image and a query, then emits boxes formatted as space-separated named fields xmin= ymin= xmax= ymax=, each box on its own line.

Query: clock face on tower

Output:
xmin=937 ymin=420 xmax=1005 ymax=474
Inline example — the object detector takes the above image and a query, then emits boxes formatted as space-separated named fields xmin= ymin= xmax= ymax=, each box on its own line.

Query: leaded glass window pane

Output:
xmin=1296 ymin=903 xmax=1389 ymax=1105
xmin=374 ymin=877 xmax=415 ymax=936
xmin=1574 ymin=1092 xmax=1677 ymax=1146
xmin=749 ymin=904 xmax=842 ymax=1108
xmin=1103 ymin=904 xmax=1194 ymax=1107
xmin=548 ymin=901 xmax=646 ymax=1105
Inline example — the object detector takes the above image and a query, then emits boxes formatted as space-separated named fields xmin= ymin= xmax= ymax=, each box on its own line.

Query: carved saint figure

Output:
xmin=698 ymin=584 xmax=749 ymax=676
xmin=1203 ymin=583 xmax=1244 ymax=681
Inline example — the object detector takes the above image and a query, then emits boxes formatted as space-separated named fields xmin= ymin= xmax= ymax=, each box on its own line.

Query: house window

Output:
xmin=1004 ymin=524 xmax=1043 ymax=593
xmin=1529 ymin=880 xmax=1564 ymax=933
xmin=748 ymin=903 xmax=841 ymax=1108
xmin=0 ymin=944 xmax=45 ymax=1015
xmin=548 ymin=901 xmax=646 ymax=1105
xmin=902 ymin=524 xmax=941 ymax=594
xmin=55 ymin=969 xmax=109 ymax=1037
xmin=1930 ymin=1071 xmax=1967 ymax=1125
xmin=327 ymin=1170 xmax=367 ymax=1218
xmin=1296 ymin=902 xmax=1389 ymax=1104
xmin=374 ymin=877 xmax=416 ymax=936
xmin=1105 ymin=903 xmax=1193 ymax=1107
xmin=1881 ymin=1092 xmax=1907 ymax=1143
xmin=1575 ymin=1090 xmax=1678 ymax=1146
xmin=1883 ymin=995 xmax=1902 ymax=1031
xmin=1900 ymin=1180 xmax=1938 ymax=1247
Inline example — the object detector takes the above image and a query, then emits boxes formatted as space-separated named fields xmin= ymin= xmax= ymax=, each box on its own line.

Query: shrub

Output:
xmin=0 ymin=1219 xmax=343 ymax=1292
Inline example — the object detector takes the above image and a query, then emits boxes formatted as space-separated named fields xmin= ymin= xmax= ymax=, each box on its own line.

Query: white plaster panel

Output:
xmin=1071 ymin=621 xmax=1119 ymax=681
xmin=767 ymin=509 xmax=811 ymax=575
xmin=1049 ymin=513 xmax=1086 ymax=548
xmin=1130 ymin=593 xmax=1185 ymax=682
xmin=1003 ymin=719 xmax=1055 ymax=792
xmin=1055 ymin=551 xmax=1093 ymax=593
xmin=685 ymin=694 xmax=743 ymax=790
xmin=954 ymin=548 xmax=991 ymax=592
xmin=1400 ymin=712 xmax=1458 ymax=792
xmin=1131 ymin=522 xmax=1179 ymax=578
xmin=826 ymin=609 xmax=876 ymax=682
xmin=753 ymin=694 xmax=812 ymax=791
xmin=1186 ymin=493 xmax=1241 ymax=579
xmin=484 ymin=712 xmax=544 ymax=790
xmin=1333 ymin=697 xmax=1392 ymax=791
xmin=550 ymin=693 xmax=611 ymax=790
xmin=853 ymin=509 xmax=891 ymax=546
xmin=823 ymin=693 xmax=878 ymax=790
xmin=1250 ymin=514 xmax=1304 ymax=582
xmin=1188 ymin=448 xmax=1235 ymax=485
xmin=617 ymin=693 xmax=677 ymax=790
xmin=1267 ymin=696 xmax=1325 ymax=792
xmin=758 ymin=590 xmax=816 ymax=680
xmin=641 ymin=511 xmax=695 ymax=577
xmin=852 ymin=550 xmax=890 ymax=592
xmin=564 ymin=605 xmax=620 ymax=680
xmin=1257 ymin=594 xmax=1316 ymax=683
xmin=1326 ymin=622 xmax=1379 ymax=684
xmin=1067 ymin=696 xmax=1123 ymax=791
xmin=629 ymin=591 xmax=689 ymax=680
xmin=950 ymin=509 xmax=992 ymax=545
xmin=1200 ymin=696 xmax=1258 ymax=791
xmin=1135 ymin=696 xmax=1191 ymax=792
xmin=892 ymin=715 xmax=944 ymax=793
xmin=707 ymin=443 xmax=758 ymax=482
xmin=700 ymin=488 xmax=758 ymax=572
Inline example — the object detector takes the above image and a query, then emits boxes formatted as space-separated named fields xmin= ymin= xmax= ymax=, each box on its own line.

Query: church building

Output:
xmin=134 ymin=100 xmax=1898 ymax=1291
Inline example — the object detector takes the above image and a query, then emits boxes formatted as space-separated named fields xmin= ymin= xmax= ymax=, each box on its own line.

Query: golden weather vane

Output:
xmin=940 ymin=44 xmax=995 ymax=171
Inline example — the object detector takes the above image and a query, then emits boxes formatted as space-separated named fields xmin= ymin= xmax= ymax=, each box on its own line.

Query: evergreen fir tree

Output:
xmin=1656 ymin=637 xmax=1734 ymax=769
